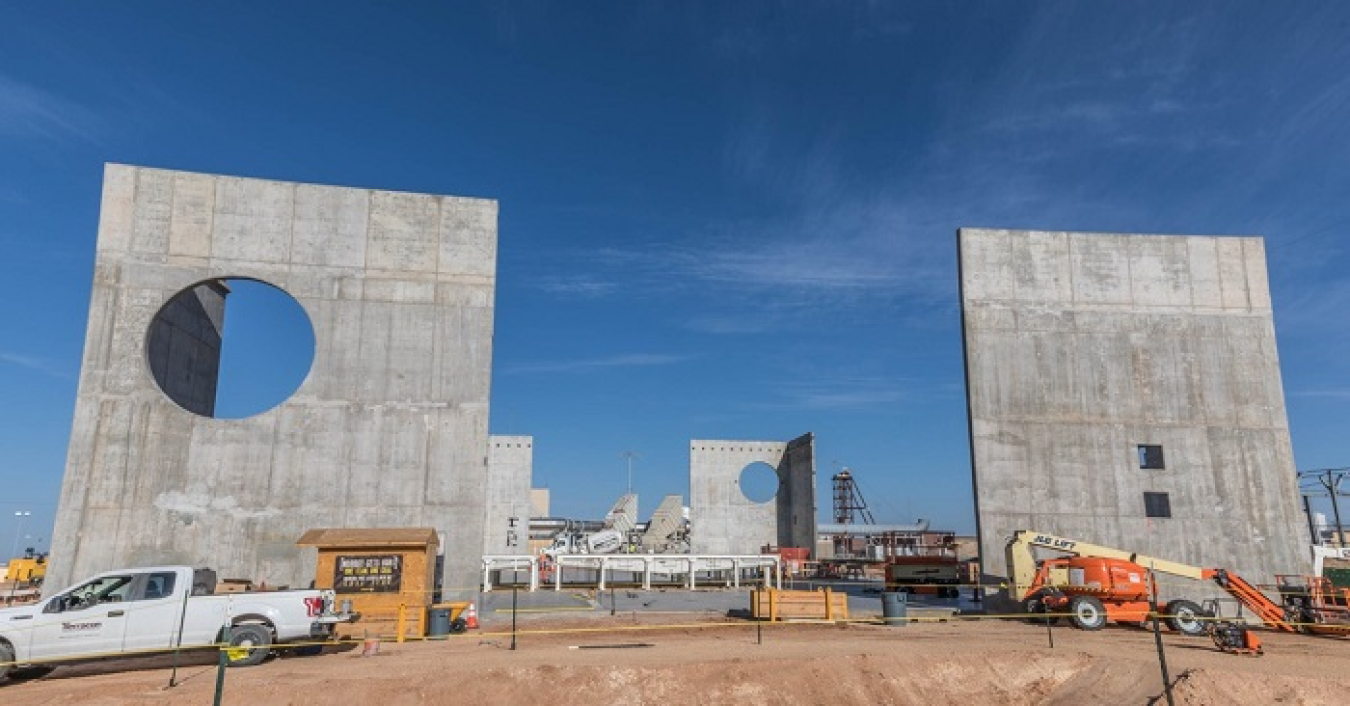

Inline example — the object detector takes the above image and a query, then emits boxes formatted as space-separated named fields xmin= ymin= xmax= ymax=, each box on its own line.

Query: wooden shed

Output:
xmin=297 ymin=528 xmax=440 ymax=639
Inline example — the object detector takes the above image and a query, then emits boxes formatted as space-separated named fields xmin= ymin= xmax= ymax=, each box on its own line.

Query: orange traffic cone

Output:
xmin=465 ymin=602 xmax=479 ymax=630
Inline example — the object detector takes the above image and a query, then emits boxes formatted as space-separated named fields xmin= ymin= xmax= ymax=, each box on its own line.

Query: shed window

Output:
xmin=1144 ymin=492 xmax=1172 ymax=518
xmin=1138 ymin=445 xmax=1165 ymax=470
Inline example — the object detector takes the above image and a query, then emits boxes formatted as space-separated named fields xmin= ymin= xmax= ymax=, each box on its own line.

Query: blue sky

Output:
xmin=4 ymin=2 xmax=1350 ymax=550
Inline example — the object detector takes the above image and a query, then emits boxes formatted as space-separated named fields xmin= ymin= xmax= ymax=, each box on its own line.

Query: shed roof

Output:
xmin=295 ymin=527 xmax=440 ymax=548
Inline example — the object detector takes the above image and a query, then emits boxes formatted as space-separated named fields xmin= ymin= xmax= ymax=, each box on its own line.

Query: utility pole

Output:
xmin=10 ymin=511 xmax=31 ymax=559
xmin=621 ymin=451 xmax=639 ymax=497
xmin=1323 ymin=470 xmax=1346 ymax=547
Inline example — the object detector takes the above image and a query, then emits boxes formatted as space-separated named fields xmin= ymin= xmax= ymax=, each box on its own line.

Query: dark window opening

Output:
xmin=1138 ymin=445 xmax=1165 ymax=470
xmin=1144 ymin=492 xmax=1172 ymax=518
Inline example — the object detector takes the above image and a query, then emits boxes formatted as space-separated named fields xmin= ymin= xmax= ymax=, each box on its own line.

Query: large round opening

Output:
xmin=739 ymin=461 xmax=780 ymax=503
xmin=147 ymin=278 xmax=315 ymax=419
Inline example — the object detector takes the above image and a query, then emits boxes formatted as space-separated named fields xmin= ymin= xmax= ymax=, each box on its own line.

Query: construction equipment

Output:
xmin=1007 ymin=530 xmax=1350 ymax=638
xmin=1312 ymin=544 xmax=1350 ymax=588
xmin=1208 ymin=619 xmax=1263 ymax=655
xmin=1267 ymin=573 xmax=1350 ymax=635
xmin=885 ymin=556 xmax=962 ymax=598
xmin=639 ymin=495 xmax=689 ymax=553
xmin=883 ymin=532 xmax=964 ymax=598
xmin=1201 ymin=599 xmax=1263 ymax=656
xmin=1007 ymin=530 xmax=1211 ymax=636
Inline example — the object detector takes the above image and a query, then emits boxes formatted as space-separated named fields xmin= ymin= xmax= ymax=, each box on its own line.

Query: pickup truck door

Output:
xmin=28 ymin=573 xmax=136 ymax=661
xmin=121 ymin=571 xmax=193 ymax=653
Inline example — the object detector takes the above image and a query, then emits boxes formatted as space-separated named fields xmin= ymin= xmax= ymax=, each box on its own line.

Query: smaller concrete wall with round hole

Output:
xmin=689 ymin=433 xmax=817 ymax=556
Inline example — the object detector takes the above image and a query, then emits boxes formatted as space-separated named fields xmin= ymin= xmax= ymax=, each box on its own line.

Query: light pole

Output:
xmin=621 ymin=451 xmax=638 ymax=496
xmin=11 ymin=511 xmax=31 ymax=559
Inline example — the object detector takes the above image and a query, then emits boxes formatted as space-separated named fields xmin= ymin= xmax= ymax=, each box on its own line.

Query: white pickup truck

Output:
xmin=0 ymin=565 xmax=356 ymax=681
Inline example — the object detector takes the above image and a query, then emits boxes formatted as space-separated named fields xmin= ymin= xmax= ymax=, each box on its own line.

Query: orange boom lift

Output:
xmin=1005 ymin=530 xmax=1350 ymax=653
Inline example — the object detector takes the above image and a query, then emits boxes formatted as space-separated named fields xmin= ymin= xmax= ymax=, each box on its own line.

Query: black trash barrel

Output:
xmin=428 ymin=605 xmax=452 ymax=639
xmin=881 ymin=591 xmax=908 ymax=627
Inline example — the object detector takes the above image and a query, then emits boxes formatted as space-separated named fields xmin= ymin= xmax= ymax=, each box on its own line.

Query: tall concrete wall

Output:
xmin=49 ymin=164 xmax=497 ymax=596
xmin=959 ymin=229 xmax=1308 ymax=591
xmin=690 ymin=433 xmax=816 ymax=555
xmin=485 ymin=435 xmax=533 ymax=556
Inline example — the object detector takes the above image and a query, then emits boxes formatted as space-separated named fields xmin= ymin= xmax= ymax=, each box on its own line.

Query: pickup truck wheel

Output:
xmin=0 ymin=642 xmax=14 ymax=680
xmin=225 ymin=624 xmax=273 ymax=667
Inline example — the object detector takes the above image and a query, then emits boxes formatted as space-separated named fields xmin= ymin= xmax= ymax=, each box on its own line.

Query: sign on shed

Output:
xmin=297 ymin=528 xmax=439 ymax=639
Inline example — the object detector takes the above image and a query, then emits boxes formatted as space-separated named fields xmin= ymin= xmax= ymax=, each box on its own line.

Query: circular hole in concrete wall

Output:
xmin=146 ymin=278 xmax=315 ymax=419
xmin=739 ymin=462 xmax=780 ymax=503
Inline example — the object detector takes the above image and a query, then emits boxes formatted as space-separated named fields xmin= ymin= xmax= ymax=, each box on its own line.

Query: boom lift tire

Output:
xmin=1021 ymin=592 xmax=1060 ymax=625
xmin=1163 ymin=599 xmax=1208 ymax=637
xmin=1068 ymin=596 xmax=1107 ymax=631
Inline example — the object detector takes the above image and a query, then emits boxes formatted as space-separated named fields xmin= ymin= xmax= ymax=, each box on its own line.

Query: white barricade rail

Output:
xmin=481 ymin=555 xmax=541 ymax=592
xmin=481 ymin=554 xmax=781 ymax=592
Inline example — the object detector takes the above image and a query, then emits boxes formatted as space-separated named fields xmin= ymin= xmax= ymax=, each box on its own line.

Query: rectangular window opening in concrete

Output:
xmin=1144 ymin=492 xmax=1172 ymax=518
xmin=1138 ymin=444 xmax=1165 ymax=470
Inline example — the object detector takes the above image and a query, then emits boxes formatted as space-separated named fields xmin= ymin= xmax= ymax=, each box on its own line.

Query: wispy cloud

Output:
xmin=1290 ymin=388 xmax=1350 ymax=400
xmin=533 ymin=275 xmax=618 ymax=298
xmin=502 ymin=353 xmax=689 ymax=375
xmin=578 ymin=183 xmax=954 ymax=303
xmin=684 ymin=315 xmax=780 ymax=335
xmin=0 ymin=73 xmax=102 ymax=145
xmin=1275 ymin=277 xmax=1350 ymax=341
xmin=744 ymin=376 xmax=917 ymax=412
xmin=0 ymin=352 xmax=75 ymax=381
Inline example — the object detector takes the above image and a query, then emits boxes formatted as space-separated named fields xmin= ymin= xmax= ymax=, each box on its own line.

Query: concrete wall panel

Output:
xmin=49 ymin=164 xmax=497 ymax=596
xmin=439 ymin=198 xmax=498 ymax=278
xmin=485 ymin=436 xmax=533 ymax=556
xmin=291 ymin=184 xmax=368 ymax=269
xmin=211 ymin=177 xmax=294 ymax=264
xmin=960 ymin=229 xmax=1307 ymax=595
xmin=168 ymin=171 xmax=215 ymax=260
xmin=132 ymin=168 xmax=173 ymax=257
xmin=690 ymin=433 xmax=815 ymax=556
xmin=367 ymin=191 xmax=440 ymax=274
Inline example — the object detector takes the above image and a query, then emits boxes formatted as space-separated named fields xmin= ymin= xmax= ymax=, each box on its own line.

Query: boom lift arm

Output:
xmin=1006 ymin=530 xmax=1205 ymax=599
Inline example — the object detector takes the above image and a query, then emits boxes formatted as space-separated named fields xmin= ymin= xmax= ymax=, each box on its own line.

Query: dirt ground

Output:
xmin=4 ymin=615 xmax=1349 ymax=705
